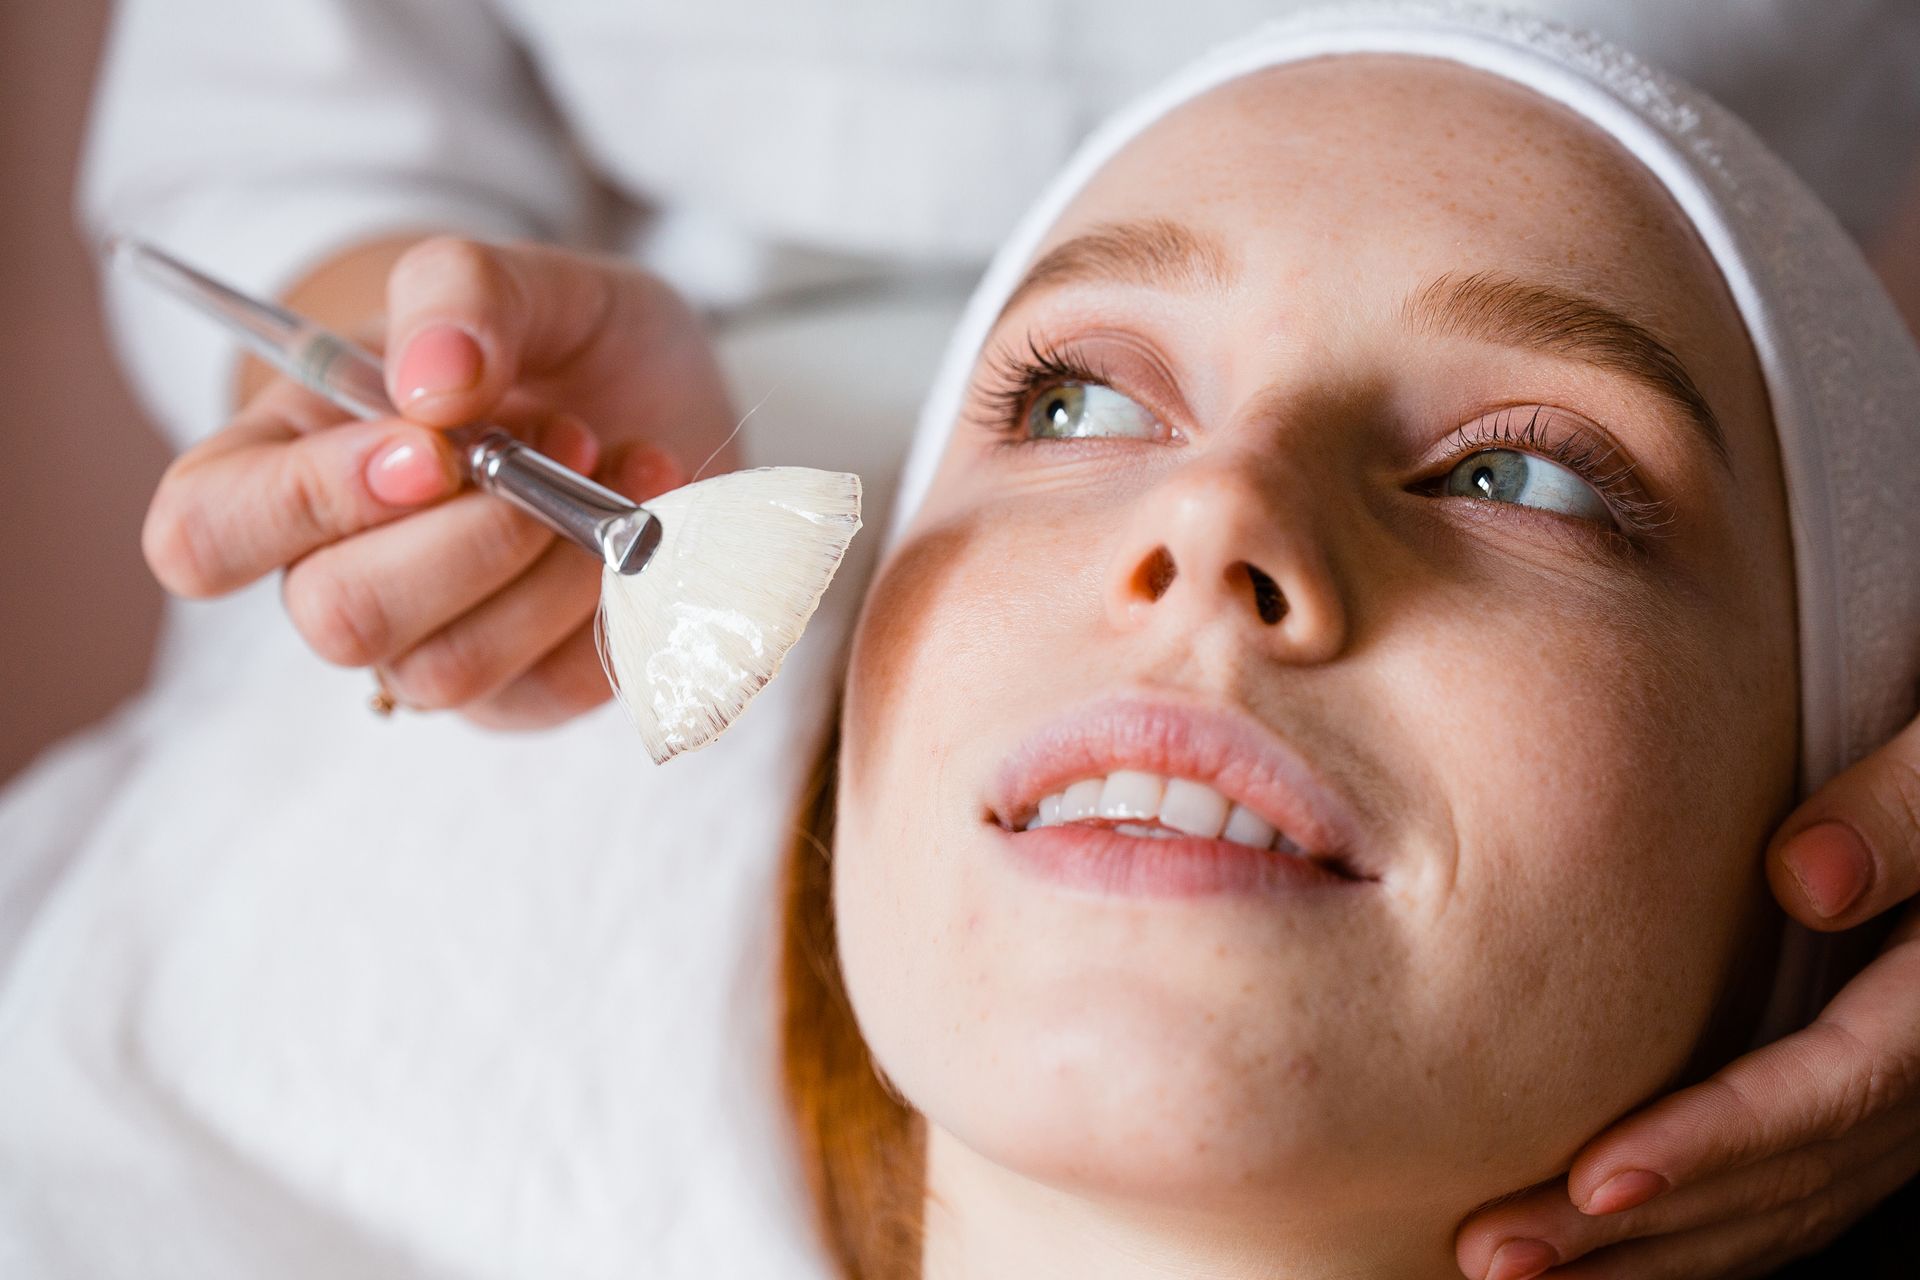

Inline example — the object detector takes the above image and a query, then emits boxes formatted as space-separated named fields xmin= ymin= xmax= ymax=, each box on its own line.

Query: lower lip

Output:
xmin=994 ymin=823 xmax=1357 ymax=898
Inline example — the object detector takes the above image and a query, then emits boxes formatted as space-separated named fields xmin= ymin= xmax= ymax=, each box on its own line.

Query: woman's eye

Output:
xmin=1026 ymin=382 xmax=1161 ymax=440
xmin=1442 ymin=448 xmax=1612 ymax=524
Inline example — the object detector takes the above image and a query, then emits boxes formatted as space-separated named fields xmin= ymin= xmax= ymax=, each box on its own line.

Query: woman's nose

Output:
xmin=1102 ymin=461 xmax=1347 ymax=663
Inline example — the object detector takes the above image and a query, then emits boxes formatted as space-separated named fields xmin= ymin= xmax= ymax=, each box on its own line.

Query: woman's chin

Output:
xmin=901 ymin=997 xmax=1384 ymax=1209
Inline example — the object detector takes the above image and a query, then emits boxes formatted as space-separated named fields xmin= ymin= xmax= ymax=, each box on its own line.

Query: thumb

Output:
xmin=1767 ymin=712 xmax=1920 ymax=929
xmin=381 ymin=236 xmax=645 ymax=427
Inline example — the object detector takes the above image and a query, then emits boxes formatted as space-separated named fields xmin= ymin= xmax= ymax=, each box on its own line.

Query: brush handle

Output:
xmin=294 ymin=332 xmax=658 ymax=571
xmin=458 ymin=427 xmax=648 ymax=561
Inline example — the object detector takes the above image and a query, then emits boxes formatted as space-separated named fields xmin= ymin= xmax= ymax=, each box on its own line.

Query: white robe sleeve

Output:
xmin=76 ymin=0 xmax=603 ymax=450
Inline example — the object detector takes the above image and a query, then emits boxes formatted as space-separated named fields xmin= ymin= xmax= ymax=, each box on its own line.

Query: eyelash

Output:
xmin=968 ymin=336 xmax=1677 ymax=546
xmin=970 ymin=335 xmax=1119 ymax=431
xmin=1439 ymin=405 xmax=1674 ymax=540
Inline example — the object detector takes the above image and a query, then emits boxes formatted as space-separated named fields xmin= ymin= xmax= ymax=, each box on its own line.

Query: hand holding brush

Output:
xmin=119 ymin=237 xmax=860 ymax=762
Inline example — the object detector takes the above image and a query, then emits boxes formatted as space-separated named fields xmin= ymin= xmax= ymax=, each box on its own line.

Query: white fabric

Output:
xmin=3 ymin=2 xmax=1915 ymax=1276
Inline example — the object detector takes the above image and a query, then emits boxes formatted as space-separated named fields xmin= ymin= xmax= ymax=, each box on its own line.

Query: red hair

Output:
xmin=778 ymin=717 xmax=927 ymax=1278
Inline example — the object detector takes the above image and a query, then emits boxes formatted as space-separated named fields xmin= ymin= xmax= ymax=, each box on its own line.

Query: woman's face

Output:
xmin=833 ymin=54 xmax=1797 ymax=1232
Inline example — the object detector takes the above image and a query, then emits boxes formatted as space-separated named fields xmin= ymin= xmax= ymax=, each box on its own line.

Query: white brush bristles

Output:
xmin=596 ymin=466 xmax=862 ymax=763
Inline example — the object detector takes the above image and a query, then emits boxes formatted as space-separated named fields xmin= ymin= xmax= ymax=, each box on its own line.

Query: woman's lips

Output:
xmin=987 ymin=693 xmax=1378 ymax=892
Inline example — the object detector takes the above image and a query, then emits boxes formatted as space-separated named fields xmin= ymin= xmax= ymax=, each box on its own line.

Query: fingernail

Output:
xmin=537 ymin=414 xmax=600 ymax=472
xmin=367 ymin=438 xmax=451 ymax=506
xmin=1485 ymin=1238 xmax=1556 ymax=1280
xmin=1781 ymin=821 xmax=1873 ymax=920
xmin=1584 ymin=1168 xmax=1668 ymax=1215
xmin=394 ymin=324 xmax=483 ymax=404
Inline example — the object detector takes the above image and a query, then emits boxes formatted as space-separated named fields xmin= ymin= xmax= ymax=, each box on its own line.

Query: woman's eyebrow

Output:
xmin=995 ymin=218 xmax=1234 ymax=322
xmin=1402 ymin=270 xmax=1733 ymax=473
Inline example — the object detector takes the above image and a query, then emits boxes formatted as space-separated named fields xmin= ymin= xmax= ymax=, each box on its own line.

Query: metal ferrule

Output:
xmin=453 ymin=426 xmax=663 ymax=574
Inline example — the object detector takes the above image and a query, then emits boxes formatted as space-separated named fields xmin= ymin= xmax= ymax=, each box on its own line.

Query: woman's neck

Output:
xmin=918 ymin=1124 xmax=1464 ymax=1280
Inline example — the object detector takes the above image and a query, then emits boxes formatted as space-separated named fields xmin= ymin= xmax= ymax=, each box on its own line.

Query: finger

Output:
xmin=143 ymin=408 xmax=458 ymax=598
xmin=1458 ymin=1111 xmax=1920 ymax=1277
xmin=1767 ymin=713 xmax=1920 ymax=929
xmin=458 ymin=621 xmax=613 ymax=731
xmin=380 ymin=536 xmax=600 ymax=711
xmin=1540 ymin=1139 xmax=1919 ymax=1280
xmin=595 ymin=435 xmax=689 ymax=498
xmin=376 ymin=439 xmax=681 ymax=711
xmin=383 ymin=236 xmax=674 ymax=424
xmin=1564 ymin=926 xmax=1920 ymax=1211
xmin=279 ymin=415 xmax=598 ymax=666
xmin=1458 ymin=1180 xmax=1569 ymax=1280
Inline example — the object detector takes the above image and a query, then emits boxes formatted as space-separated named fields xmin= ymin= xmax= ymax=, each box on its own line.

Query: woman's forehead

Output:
xmin=1050 ymin=56 xmax=1702 ymax=303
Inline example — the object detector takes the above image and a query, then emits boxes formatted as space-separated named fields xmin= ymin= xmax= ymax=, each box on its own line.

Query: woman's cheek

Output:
xmin=1382 ymin=579 xmax=1751 ymax=1168
xmin=841 ymin=498 xmax=1086 ymax=787
xmin=835 ymin=514 xmax=1018 ymax=1047
xmin=840 ymin=521 xmax=980 ymax=793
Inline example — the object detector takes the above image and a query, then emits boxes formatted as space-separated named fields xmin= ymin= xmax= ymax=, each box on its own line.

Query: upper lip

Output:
xmin=987 ymin=692 xmax=1376 ymax=880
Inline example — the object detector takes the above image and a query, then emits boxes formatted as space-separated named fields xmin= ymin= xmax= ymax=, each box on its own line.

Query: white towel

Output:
xmin=885 ymin=0 xmax=1920 ymax=1037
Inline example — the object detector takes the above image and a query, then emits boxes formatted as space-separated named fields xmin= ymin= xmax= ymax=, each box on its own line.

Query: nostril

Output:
xmin=1134 ymin=546 xmax=1177 ymax=602
xmin=1235 ymin=563 xmax=1287 ymax=625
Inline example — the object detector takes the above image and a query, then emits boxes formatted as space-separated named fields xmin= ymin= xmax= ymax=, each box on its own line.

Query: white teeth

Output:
xmin=1020 ymin=772 xmax=1296 ymax=855
xmin=1113 ymin=822 xmax=1183 ymax=839
xmin=1060 ymin=778 xmax=1105 ymax=823
xmin=1221 ymin=803 xmax=1276 ymax=850
xmin=1097 ymin=770 xmax=1165 ymax=820
xmin=1157 ymin=778 xmax=1230 ymax=839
